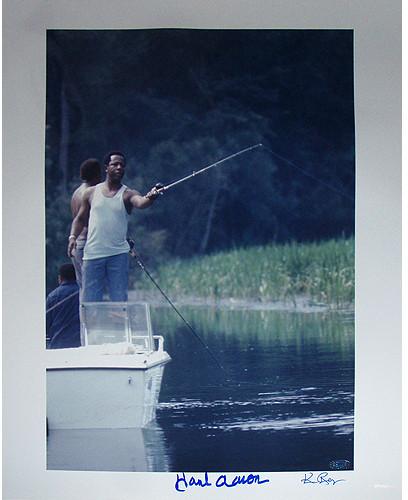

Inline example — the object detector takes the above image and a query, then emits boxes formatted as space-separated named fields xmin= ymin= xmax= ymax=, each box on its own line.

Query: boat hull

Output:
xmin=47 ymin=350 xmax=170 ymax=430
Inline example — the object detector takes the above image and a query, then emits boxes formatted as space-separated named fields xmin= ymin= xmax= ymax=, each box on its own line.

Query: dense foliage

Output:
xmin=45 ymin=30 xmax=355 ymax=293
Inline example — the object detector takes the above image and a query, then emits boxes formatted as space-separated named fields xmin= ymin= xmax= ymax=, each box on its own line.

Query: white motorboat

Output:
xmin=46 ymin=302 xmax=171 ymax=430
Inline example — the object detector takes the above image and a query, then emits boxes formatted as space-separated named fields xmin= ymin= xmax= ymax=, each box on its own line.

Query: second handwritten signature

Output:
xmin=301 ymin=472 xmax=345 ymax=485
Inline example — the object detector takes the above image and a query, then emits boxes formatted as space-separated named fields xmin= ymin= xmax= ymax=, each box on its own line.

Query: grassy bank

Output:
xmin=136 ymin=238 xmax=354 ymax=308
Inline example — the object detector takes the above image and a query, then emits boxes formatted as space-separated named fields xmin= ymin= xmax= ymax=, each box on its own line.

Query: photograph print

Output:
xmin=45 ymin=28 xmax=355 ymax=473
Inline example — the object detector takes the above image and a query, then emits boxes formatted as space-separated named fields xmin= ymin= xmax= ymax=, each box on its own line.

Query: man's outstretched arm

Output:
xmin=127 ymin=185 xmax=162 ymax=210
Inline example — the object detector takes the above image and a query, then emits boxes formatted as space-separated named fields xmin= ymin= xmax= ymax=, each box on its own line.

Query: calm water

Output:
xmin=47 ymin=306 xmax=354 ymax=472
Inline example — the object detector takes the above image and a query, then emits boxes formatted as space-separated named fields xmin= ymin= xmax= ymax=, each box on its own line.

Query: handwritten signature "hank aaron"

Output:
xmin=174 ymin=472 xmax=270 ymax=492
xmin=301 ymin=472 xmax=346 ymax=485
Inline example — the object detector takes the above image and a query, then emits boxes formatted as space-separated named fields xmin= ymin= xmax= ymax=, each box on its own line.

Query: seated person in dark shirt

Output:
xmin=46 ymin=263 xmax=80 ymax=349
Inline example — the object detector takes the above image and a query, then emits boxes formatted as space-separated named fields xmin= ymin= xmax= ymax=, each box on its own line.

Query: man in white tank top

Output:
xmin=67 ymin=151 xmax=161 ymax=302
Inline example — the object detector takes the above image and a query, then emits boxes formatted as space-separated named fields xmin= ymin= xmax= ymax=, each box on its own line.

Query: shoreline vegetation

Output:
xmin=133 ymin=238 xmax=354 ymax=309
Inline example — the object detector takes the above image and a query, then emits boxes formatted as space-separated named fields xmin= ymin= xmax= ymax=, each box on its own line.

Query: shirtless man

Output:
xmin=67 ymin=151 xmax=161 ymax=302
xmin=70 ymin=158 xmax=102 ymax=287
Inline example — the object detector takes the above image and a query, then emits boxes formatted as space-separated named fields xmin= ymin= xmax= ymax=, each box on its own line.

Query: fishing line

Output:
xmin=261 ymin=145 xmax=354 ymax=202
xmin=128 ymin=241 xmax=229 ymax=377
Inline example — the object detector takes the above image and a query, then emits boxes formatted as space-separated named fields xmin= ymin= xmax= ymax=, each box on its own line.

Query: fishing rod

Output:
xmin=127 ymin=239 xmax=228 ymax=376
xmin=155 ymin=142 xmax=352 ymax=202
xmin=157 ymin=143 xmax=263 ymax=193
xmin=46 ymin=289 xmax=79 ymax=314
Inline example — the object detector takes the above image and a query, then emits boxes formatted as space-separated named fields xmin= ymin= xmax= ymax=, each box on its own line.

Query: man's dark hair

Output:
xmin=58 ymin=263 xmax=77 ymax=282
xmin=104 ymin=151 xmax=126 ymax=166
xmin=80 ymin=158 xmax=101 ymax=182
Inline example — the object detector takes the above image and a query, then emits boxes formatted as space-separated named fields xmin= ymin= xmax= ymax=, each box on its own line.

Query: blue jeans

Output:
xmin=82 ymin=253 xmax=129 ymax=302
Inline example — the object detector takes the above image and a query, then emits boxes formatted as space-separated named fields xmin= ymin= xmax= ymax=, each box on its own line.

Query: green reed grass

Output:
xmin=136 ymin=238 xmax=354 ymax=307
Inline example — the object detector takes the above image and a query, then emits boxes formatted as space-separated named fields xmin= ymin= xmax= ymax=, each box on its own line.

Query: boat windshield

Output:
xmin=81 ymin=302 xmax=153 ymax=352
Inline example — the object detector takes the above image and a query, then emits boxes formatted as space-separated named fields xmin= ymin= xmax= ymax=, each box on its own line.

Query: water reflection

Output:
xmin=47 ymin=423 xmax=170 ymax=472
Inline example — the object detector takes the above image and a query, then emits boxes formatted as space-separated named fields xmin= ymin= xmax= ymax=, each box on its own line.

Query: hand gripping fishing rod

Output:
xmin=127 ymin=240 xmax=228 ymax=376
xmin=157 ymin=143 xmax=263 ymax=193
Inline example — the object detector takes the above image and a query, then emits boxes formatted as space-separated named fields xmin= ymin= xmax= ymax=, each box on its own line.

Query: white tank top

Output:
xmin=83 ymin=183 xmax=130 ymax=260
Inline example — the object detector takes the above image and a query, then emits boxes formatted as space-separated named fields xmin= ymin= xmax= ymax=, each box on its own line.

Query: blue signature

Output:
xmin=301 ymin=472 xmax=345 ymax=485
xmin=174 ymin=472 xmax=270 ymax=492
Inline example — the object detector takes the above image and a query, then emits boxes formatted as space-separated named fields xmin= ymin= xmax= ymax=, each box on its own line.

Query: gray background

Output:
xmin=2 ymin=0 xmax=401 ymax=499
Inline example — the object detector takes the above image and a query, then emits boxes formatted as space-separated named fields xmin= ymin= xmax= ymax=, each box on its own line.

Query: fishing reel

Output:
xmin=127 ymin=238 xmax=137 ymax=257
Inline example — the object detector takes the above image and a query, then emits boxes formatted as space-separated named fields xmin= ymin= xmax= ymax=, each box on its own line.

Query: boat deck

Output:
xmin=46 ymin=342 xmax=171 ymax=370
